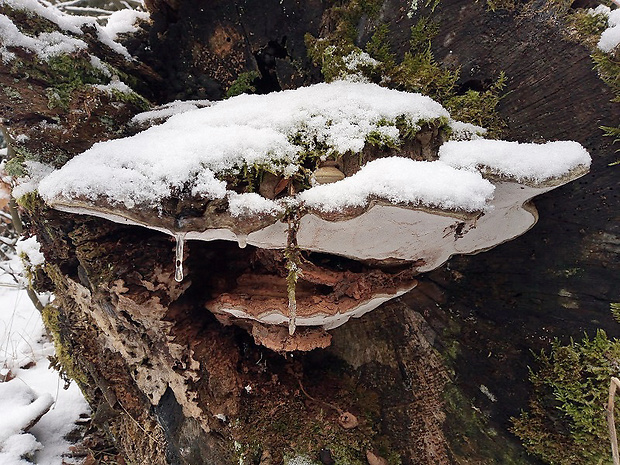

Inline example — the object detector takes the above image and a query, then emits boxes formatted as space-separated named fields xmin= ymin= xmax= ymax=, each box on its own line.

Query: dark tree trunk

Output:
xmin=1 ymin=0 xmax=618 ymax=464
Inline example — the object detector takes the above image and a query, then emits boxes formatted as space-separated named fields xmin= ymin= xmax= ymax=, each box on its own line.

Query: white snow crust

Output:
xmin=0 ymin=14 xmax=86 ymax=62
xmin=0 ymin=0 xmax=140 ymax=62
xmin=12 ymin=161 xmax=54 ymax=200
xmin=131 ymin=99 xmax=213 ymax=125
xmin=299 ymin=157 xmax=495 ymax=212
xmin=37 ymin=81 xmax=590 ymax=221
xmin=102 ymin=9 xmax=149 ymax=41
xmin=39 ymin=81 xmax=452 ymax=209
xmin=438 ymin=140 xmax=591 ymax=182
xmin=594 ymin=5 xmax=620 ymax=52
xmin=0 ymin=0 xmax=86 ymax=34
xmin=16 ymin=236 xmax=45 ymax=267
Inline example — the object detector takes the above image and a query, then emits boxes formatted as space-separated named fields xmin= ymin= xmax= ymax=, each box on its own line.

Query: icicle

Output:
xmin=285 ymin=205 xmax=300 ymax=336
xmin=174 ymin=233 xmax=186 ymax=282
xmin=236 ymin=233 xmax=248 ymax=249
xmin=288 ymin=264 xmax=297 ymax=336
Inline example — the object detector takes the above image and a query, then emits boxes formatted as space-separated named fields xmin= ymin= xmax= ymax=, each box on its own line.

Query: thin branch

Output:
xmin=607 ymin=377 xmax=620 ymax=465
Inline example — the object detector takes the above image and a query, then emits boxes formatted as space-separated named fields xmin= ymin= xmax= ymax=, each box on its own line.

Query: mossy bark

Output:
xmin=1 ymin=1 xmax=619 ymax=464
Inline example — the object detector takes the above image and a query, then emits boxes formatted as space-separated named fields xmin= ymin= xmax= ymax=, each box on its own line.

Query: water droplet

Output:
xmin=174 ymin=234 xmax=185 ymax=282
xmin=237 ymin=233 xmax=248 ymax=249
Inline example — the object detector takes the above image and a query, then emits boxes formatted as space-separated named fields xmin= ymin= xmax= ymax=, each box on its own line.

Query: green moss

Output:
xmin=15 ymin=191 xmax=41 ymax=213
xmin=568 ymin=10 xmax=608 ymax=43
xmin=612 ymin=302 xmax=620 ymax=323
xmin=4 ymin=155 xmax=27 ymax=177
xmin=42 ymin=303 xmax=89 ymax=388
xmin=484 ymin=0 xmax=516 ymax=11
xmin=392 ymin=49 xmax=459 ymax=102
xmin=43 ymin=54 xmax=109 ymax=110
xmin=409 ymin=16 xmax=440 ymax=54
xmin=445 ymin=72 xmax=507 ymax=137
xmin=110 ymin=88 xmax=150 ymax=110
xmin=592 ymin=49 xmax=620 ymax=96
xmin=365 ymin=24 xmax=396 ymax=68
xmin=226 ymin=71 xmax=261 ymax=98
xmin=511 ymin=330 xmax=620 ymax=465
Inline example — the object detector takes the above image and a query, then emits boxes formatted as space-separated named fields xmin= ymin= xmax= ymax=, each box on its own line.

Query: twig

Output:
xmin=296 ymin=377 xmax=343 ymax=415
xmin=607 ymin=377 xmax=620 ymax=465
xmin=117 ymin=400 xmax=163 ymax=446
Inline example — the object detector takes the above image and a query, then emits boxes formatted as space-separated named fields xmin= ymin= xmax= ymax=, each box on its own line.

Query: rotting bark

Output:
xmin=1 ymin=1 xmax=619 ymax=464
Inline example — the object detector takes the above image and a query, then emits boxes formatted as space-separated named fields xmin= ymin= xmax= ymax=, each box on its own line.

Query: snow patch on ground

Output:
xmin=0 ymin=248 xmax=89 ymax=465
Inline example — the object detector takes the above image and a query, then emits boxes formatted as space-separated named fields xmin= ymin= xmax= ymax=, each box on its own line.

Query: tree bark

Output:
xmin=1 ymin=1 xmax=619 ymax=464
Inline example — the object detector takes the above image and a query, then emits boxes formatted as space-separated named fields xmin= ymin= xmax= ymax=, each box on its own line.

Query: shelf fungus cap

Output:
xmin=31 ymin=82 xmax=591 ymax=346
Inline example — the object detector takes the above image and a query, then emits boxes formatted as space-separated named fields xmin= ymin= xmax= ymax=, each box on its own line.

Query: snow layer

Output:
xmin=0 ymin=0 xmax=139 ymax=62
xmin=102 ymin=9 xmax=150 ymax=41
xmin=299 ymin=157 xmax=495 ymax=212
xmin=438 ymin=140 xmax=591 ymax=182
xmin=12 ymin=161 xmax=54 ymax=200
xmin=39 ymin=81 xmax=451 ymax=208
xmin=0 ymin=14 xmax=87 ymax=62
xmin=0 ymin=0 xmax=86 ymax=34
xmin=131 ymin=99 xmax=212 ymax=125
xmin=38 ymin=82 xmax=590 ymax=223
xmin=594 ymin=5 xmax=620 ymax=52
xmin=16 ymin=236 xmax=45 ymax=267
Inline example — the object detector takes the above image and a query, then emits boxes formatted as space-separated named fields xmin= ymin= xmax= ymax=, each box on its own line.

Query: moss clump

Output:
xmin=42 ymin=303 xmax=89 ymax=388
xmin=511 ymin=330 xmax=620 ymax=465
xmin=4 ymin=154 xmax=27 ymax=177
xmin=306 ymin=38 xmax=383 ymax=83
xmin=307 ymin=13 xmax=507 ymax=138
xmin=226 ymin=71 xmax=261 ymax=98
xmin=44 ymin=54 xmax=110 ymax=110
xmin=567 ymin=10 xmax=609 ymax=45
xmin=445 ymin=72 xmax=507 ymax=137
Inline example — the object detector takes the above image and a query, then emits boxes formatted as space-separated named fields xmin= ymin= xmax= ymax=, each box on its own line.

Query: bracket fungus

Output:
xmin=32 ymin=81 xmax=590 ymax=351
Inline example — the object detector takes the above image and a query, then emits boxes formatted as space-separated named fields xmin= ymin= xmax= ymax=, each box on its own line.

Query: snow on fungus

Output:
xmin=438 ymin=140 xmax=591 ymax=183
xmin=36 ymin=81 xmax=591 ymax=342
